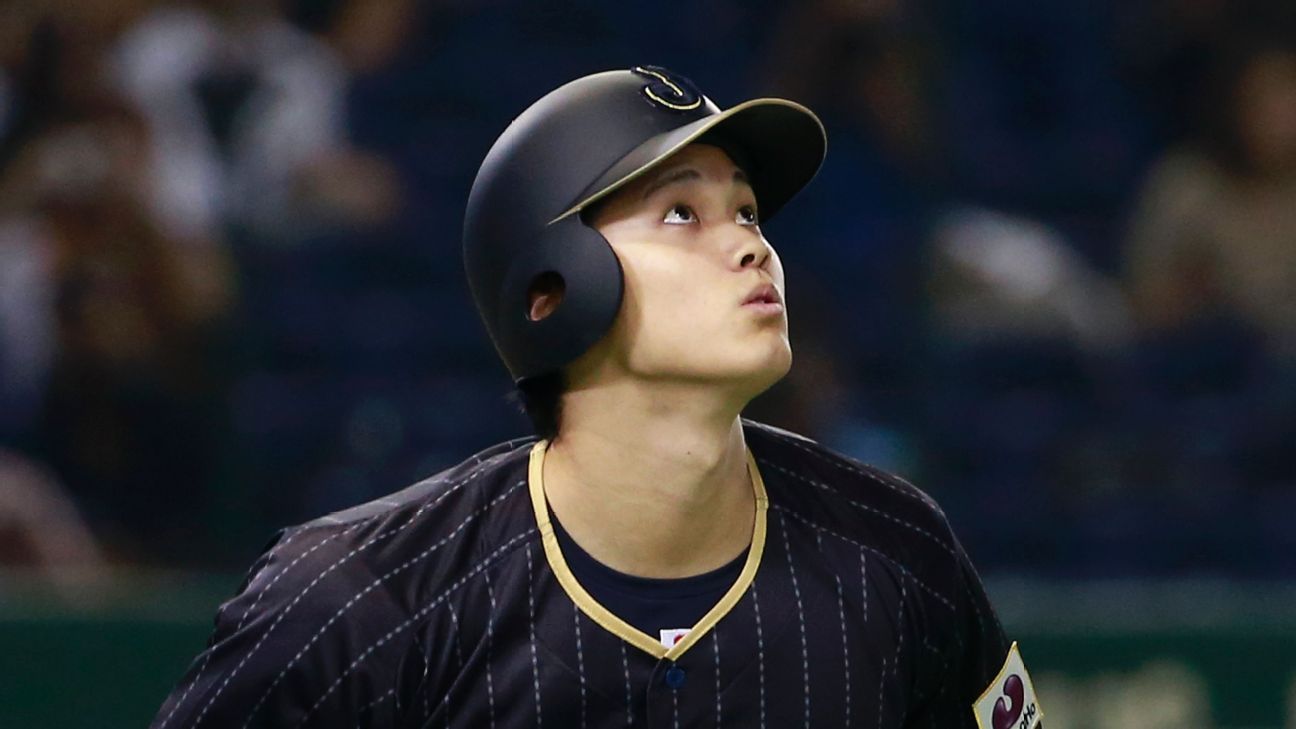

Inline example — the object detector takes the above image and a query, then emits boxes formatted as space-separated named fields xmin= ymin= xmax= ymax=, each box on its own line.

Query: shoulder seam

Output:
xmin=760 ymin=426 xmax=939 ymax=510
xmin=756 ymin=457 xmax=957 ymax=558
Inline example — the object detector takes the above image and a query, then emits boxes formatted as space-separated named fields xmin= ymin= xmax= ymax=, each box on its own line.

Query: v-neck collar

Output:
xmin=527 ymin=439 xmax=769 ymax=660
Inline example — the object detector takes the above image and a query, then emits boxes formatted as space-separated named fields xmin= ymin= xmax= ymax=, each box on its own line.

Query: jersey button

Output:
xmin=665 ymin=665 xmax=686 ymax=688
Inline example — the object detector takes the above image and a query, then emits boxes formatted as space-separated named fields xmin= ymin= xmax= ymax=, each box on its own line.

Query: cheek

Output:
xmin=614 ymin=247 xmax=729 ymax=359
xmin=620 ymin=249 xmax=710 ymax=326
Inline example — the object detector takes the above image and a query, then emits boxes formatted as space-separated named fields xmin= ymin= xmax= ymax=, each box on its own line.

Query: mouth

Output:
xmin=746 ymin=282 xmax=782 ymax=304
xmin=746 ymin=281 xmax=782 ymax=317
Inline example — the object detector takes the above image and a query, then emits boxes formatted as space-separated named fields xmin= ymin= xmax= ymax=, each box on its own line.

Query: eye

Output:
xmin=736 ymin=205 xmax=759 ymax=226
xmin=663 ymin=204 xmax=697 ymax=225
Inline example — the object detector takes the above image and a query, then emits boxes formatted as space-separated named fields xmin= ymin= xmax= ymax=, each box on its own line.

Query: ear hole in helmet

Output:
xmin=526 ymin=271 xmax=566 ymax=321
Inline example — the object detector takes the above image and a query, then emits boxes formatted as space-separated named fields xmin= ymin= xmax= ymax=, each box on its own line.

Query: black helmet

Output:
xmin=463 ymin=65 xmax=826 ymax=383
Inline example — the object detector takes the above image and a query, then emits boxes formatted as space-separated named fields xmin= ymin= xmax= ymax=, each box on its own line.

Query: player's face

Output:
xmin=580 ymin=143 xmax=791 ymax=396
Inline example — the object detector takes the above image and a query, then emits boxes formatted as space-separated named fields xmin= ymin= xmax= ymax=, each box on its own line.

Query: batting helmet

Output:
xmin=463 ymin=65 xmax=826 ymax=383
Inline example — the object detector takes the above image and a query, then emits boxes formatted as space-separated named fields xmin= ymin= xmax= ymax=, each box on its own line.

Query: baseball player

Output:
xmin=151 ymin=65 xmax=1042 ymax=728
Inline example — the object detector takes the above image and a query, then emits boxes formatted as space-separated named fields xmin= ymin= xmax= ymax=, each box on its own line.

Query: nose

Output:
xmin=730 ymin=233 xmax=771 ymax=271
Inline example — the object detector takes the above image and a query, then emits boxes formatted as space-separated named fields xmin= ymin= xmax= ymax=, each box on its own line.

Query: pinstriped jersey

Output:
xmin=150 ymin=419 xmax=1031 ymax=728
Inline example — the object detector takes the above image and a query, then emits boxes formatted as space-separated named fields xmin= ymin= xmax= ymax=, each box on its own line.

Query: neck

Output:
xmin=541 ymin=378 xmax=756 ymax=578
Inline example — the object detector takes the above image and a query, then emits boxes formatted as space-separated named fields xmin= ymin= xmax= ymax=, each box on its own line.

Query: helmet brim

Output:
xmin=550 ymin=98 xmax=827 ymax=226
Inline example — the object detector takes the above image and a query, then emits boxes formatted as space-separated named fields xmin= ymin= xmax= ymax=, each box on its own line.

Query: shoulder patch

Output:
xmin=973 ymin=642 xmax=1043 ymax=729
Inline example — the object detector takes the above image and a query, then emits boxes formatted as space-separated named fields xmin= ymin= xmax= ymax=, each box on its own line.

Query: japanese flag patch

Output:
xmin=973 ymin=642 xmax=1043 ymax=729
xmin=659 ymin=628 xmax=689 ymax=649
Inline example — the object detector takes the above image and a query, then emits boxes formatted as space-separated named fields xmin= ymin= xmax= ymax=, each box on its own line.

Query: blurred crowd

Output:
xmin=1 ymin=0 xmax=1294 ymax=579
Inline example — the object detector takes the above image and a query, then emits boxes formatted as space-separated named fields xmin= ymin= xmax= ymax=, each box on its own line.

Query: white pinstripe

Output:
xmin=620 ymin=642 xmax=633 ymax=727
xmin=712 ymin=631 xmax=721 ymax=727
xmin=417 ymin=638 xmax=430 ymax=722
xmin=860 ymin=550 xmax=869 ymax=624
xmin=293 ymin=530 xmax=536 ymax=727
xmin=185 ymin=458 xmax=507 ymax=729
xmin=895 ymin=582 xmax=908 ymax=677
xmin=835 ymin=574 xmax=851 ymax=728
xmin=877 ymin=656 xmax=885 ymax=729
xmin=156 ymin=600 xmax=233 ymax=729
xmin=163 ymin=530 xmax=310 ymax=729
xmin=672 ymin=686 xmax=680 ymax=729
xmin=231 ymin=481 xmax=527 ymax=729
xmin=227 ymin=530 xmax=340 ymax=642
xmin=230 ymin=531 xmax=340 ymax=622
xmin=776 ymin=512 xmax=811 ymax=727
xmin=353 ymin=686 xmax=396 ymax=728
xmin=771 ymin=505 xmax=954 ymax=611
xmin=234 ymin=530 xmax=304 ymax=631
xmin=895 ymin=585 xmax=912 ymax=729
xmin=758 ymin=459 xmax=957 ymax=558
xmin=526 ymin=544 xmax=543 ymax=729
xmin=446 ymin=603 xmax=466 ymax=671
xmin=483 ymin=559 xmax=498 ymax=729
xmin=769 ymin=432 xmax=934 ymax=507
xmin=439 ymin=608 xmax=462 ymax=727
xmin=573 ymin=607 xmax=587 ymax=729
xmin=750 ymin=583 xmax=766 ymax=729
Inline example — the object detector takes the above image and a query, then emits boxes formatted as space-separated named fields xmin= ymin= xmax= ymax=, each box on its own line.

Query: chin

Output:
xmin=730 ymin=343 xmax=792 ymax=398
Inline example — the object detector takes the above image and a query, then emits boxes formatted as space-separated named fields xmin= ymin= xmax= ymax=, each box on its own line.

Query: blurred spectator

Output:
xmin=918 ymin=208 xmax=1138 ymax=570
xmin=0 ymin=0 xmax=154 ymax=168
xmin=3 ymin=0 xmax=414 ymax=566
xmin=0 ymin=215 xmax=54 ymax=436
xmin=1112 ymin=30 xmax=1296 ymax=573
xmin=110 ymin=0 xmax=403 ymax=242
xmin=0 ymin=99 xmax=234 ymax=564
xmin=1115 ymin=0 xmax=1296 ymax=142
xmin=929 ymin=207 xmax=1133 ymax=352
xmin=0 ymin=0 xmax=1289 ymax=580
xmin=0 ymin=449 xmax=107 ymax=598
xmin=1124 ymin=37 xmax=1296 ymax=356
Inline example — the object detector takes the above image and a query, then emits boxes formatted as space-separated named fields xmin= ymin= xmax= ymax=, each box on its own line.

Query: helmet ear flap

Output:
xmin=496 ymin=217 xmax=624 ymax=382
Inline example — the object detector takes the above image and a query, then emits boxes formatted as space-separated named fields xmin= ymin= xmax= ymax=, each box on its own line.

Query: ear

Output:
xmin=527 ymin=271 xmax=566 ymax=321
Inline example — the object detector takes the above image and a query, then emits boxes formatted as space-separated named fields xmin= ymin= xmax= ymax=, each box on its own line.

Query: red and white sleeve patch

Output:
xmin=973 ymin=642 xmax=1043 ymax=729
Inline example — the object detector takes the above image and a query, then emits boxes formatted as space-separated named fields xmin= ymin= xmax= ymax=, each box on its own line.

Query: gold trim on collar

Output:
xmin=528 ymin=440 xmax=769 ymax=660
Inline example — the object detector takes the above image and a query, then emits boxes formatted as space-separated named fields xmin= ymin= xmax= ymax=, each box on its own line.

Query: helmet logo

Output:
xmin=632 ymin=65 xmax=703 ymax=111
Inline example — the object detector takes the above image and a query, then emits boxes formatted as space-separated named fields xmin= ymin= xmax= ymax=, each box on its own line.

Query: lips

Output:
xmin=743 ymin=283 xmax=782 ymax=306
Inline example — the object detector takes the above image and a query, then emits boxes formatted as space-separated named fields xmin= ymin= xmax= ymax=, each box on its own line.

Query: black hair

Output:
xmin=511 ymin=371 xmax=567 ymax=441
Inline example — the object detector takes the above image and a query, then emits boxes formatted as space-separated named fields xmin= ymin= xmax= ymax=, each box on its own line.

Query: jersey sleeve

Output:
xmin=908 ymin=530 xmax=1043 ymax=728
xmin=149 ymin=527 xmax=421 ymax=729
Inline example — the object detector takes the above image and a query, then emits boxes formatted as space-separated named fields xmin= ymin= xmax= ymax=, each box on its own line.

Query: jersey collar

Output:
xmin=527 ymin=439 xmax=769 ymax=660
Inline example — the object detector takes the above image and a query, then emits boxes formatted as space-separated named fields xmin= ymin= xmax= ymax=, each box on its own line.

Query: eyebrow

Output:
xmin=640 ymin=167 xmax=750 ymax=200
